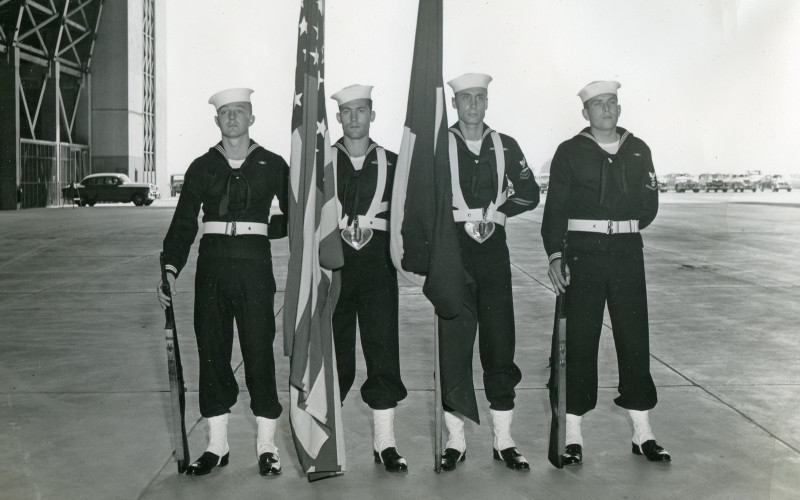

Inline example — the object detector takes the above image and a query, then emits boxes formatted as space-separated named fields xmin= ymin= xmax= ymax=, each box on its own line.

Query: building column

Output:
xmin=0 ymin=48 xmax=21 ymax=211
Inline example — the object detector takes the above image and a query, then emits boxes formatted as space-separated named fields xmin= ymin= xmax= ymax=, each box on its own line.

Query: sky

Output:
xmin=165 ymin=0 xmax=800 ymax=178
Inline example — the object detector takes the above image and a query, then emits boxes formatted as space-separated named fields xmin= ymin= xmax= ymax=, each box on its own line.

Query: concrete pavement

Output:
xmin=1 ymin=191 xmax=798 ymax=499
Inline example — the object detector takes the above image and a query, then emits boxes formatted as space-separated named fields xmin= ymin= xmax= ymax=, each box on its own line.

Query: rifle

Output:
xmin=547 ymin=257 xmax=568 ymax=469
xmin=159 ymin=252 xmax=191 ymax=473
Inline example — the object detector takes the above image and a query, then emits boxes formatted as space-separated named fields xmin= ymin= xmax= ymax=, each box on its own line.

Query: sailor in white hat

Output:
xmin=329 ymin=84 xmax=408 ymax=473
xmin=158 ymin=87 xmax=290 ymax=477
xmin=436 ymin=73 xmax=540 ymax=472
xmin=208 ymin=87 xmax=255 ymax=110
xmin=577 ymin=80 xmax=621 ymax=104
xmin=541 ymin=81 xmax=669 ymax=466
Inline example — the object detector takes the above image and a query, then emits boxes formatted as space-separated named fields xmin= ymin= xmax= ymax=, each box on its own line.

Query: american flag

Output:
xmin=389 ymin=0 xmax=463 ymax=319
xmin=284 ymin=0 xmax=345 ymax=481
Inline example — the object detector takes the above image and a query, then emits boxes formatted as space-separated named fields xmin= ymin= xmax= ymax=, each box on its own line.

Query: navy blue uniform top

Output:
xmin=448 ymin=123 xmax=540 ymax=218
xmin=162 ymin=140 xmax=289 ymax=277
xmin=541 ymin=127 xmax=659 ymax=259
xmin=333 ymin=138 xmax=397 ymax=260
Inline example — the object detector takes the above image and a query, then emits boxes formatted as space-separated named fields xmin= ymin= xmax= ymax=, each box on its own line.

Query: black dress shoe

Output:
xmin=563 ymin=444 xmax=583 ymax=466
xmin=185 ymin=451 xmax=229 ymax=476
xmin=258 ymin=452 xmax=282 ymax=476
xmin=632 ymin=440 xmax=671 ymax=462
xmin=440 ymin=448 xmax=466 ymax=471
xmin=373 ymin=447 xmax=408 ymax=473
xmin=493 ymin=447 xmax=530 ymax=471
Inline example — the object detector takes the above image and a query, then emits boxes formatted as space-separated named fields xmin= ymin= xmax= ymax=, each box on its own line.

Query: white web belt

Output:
xmin=567 ymin=219 xmax=639 ymax=234
xmin=203 ymin=221 xmax=268 ymax=236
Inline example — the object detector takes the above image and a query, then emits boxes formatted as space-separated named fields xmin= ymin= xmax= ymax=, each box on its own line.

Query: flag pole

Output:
xmin=388 ymin=0 xmax=463 ymax=473
xmin=433 ymin=314 xmax=443 ymax=473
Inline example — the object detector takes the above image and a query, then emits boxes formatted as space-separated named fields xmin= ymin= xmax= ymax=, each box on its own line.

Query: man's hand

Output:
xmin=548 ymin=258 xmax=570 ymax=295
xmin=157 ymin=273 xmax=177 ymax=309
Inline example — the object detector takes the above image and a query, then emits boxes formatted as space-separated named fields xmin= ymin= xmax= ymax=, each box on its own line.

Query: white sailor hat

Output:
xmin=578 ymin=81 xmax=621 ymax=103
xmin=331 ymin=84 xmax=373 ymax=107
xmin=447 ymin=73 xmax=492 ymax=93
xmin=208 ymin=88 xmax=254 ymax=110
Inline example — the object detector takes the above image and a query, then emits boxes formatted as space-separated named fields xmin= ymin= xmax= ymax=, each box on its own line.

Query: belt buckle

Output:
xmin=226 ymin=221 xmax=237 ymax=236
xmin=464 ymin=219 xmax=495 ymax=243
xmin=607 ymin=220 xmax=614 ymax=235
xmin=341 ymin=219 xmax=372 ymax=250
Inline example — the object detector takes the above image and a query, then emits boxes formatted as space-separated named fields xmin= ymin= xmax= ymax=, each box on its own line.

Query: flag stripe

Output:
xmin=285 ymin=0 xmax=345 ymax=479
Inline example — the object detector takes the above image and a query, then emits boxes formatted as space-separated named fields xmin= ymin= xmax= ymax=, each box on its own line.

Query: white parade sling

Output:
xmin=332 ymin=145 xmax=389 ymax=250
xmin=449 ymin=131 xmax=508 ymax=243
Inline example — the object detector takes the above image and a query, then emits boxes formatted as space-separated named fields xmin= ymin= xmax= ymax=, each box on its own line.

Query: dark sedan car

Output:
xmin=703 ymin=174 xmax=729 ymax=192
xmin=63 ymin=173 xmax=160 ymax=206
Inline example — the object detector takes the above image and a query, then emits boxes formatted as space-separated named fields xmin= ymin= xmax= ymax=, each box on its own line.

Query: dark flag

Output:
xmin=389 ymin=0 xmax=463 ymax=319
xmin=284 ymin=0 xmax=346 ymax=482
xmin=389 ymin=0 xmax=465 ymax=469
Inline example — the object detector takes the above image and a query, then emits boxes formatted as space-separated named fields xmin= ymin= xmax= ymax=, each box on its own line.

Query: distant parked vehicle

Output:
xmin=760 ymin=175 xmax=792 ymax=192
xmin=674 ymin=176 xmax=700 ymax=193
xmin=659 ymin=173 xmax=676 ymax=192
xmin=170 ymin=174 xmax=185 ymax=197
xmin=62 ymin=173 xmax=160 ymax=206
xmin=659 ymin=173 xmax=691 ymax=192
xmin=728 ymin=174 xmax=757 ymax=192
xmin=538 ymin=174 xmax=550 ymax=194
xmin=703 ymin=174 xmax=729 ymax=192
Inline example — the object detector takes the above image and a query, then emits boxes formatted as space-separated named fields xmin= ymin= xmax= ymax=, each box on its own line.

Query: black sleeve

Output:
xmin=540 ymin=143 xmax=571 ymax=260
xmin=384 ymin=149 xmax=398 ymax=202
xmin=268 ymin=154 xmax=290 ymax=239
xmin=499 ymin=136 xmax=539 ymax=217
xmin=638 ymin=143 xmax=659 ymax=230
xmin=162 ymin=159 xmax=204 ymax=276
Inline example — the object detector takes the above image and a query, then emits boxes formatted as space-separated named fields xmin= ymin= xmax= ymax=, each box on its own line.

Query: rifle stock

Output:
xmin=160 ymin=252 xmax=190 ymax=473
xmin=547 ymin=292 xmax=567 ymax=468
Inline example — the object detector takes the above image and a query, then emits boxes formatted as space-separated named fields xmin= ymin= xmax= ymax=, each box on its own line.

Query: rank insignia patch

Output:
xmin=519 ymin=158 xmax=532 ymax=179
xmin=646 ymin=171 xmax=658 ymax=191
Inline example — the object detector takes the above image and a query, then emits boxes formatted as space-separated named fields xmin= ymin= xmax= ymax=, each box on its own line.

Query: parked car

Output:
xmin=658 ymin=174 xmax=672 ymax=192
xmin=728 ymin=174 xmax=757 ymax=192
xmin=62 ymin=173 xmax=160 ymax=206
xmin=170 ymin=174 xmax=185 ymax=197
xmin=659 ymin=173 xmax=689 ymax=192
xmin=703 ymin=174 xmax=729 ymax=192
xmin=674 ymin=176 xmax=700 ymax=193
xmin=538 ymin=174 xmax=550 ymax=193
xmin=759 ymin=175 xmax=792 ymax=192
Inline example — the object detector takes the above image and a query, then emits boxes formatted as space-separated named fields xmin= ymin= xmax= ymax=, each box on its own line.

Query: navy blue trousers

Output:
xmin=565 ymin=248 xmax=658 ymax=415
xmin=193 ymin=255 xmax=282 ymax=419
xmin=438 ymin=228 xmax=522 ymax=424
xmin=332 ymin=237 xmax=407 ymax=410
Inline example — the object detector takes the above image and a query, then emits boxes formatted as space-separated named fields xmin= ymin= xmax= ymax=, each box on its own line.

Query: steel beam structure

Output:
xmin=0 ymin=0 xmax=103 ymax=209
